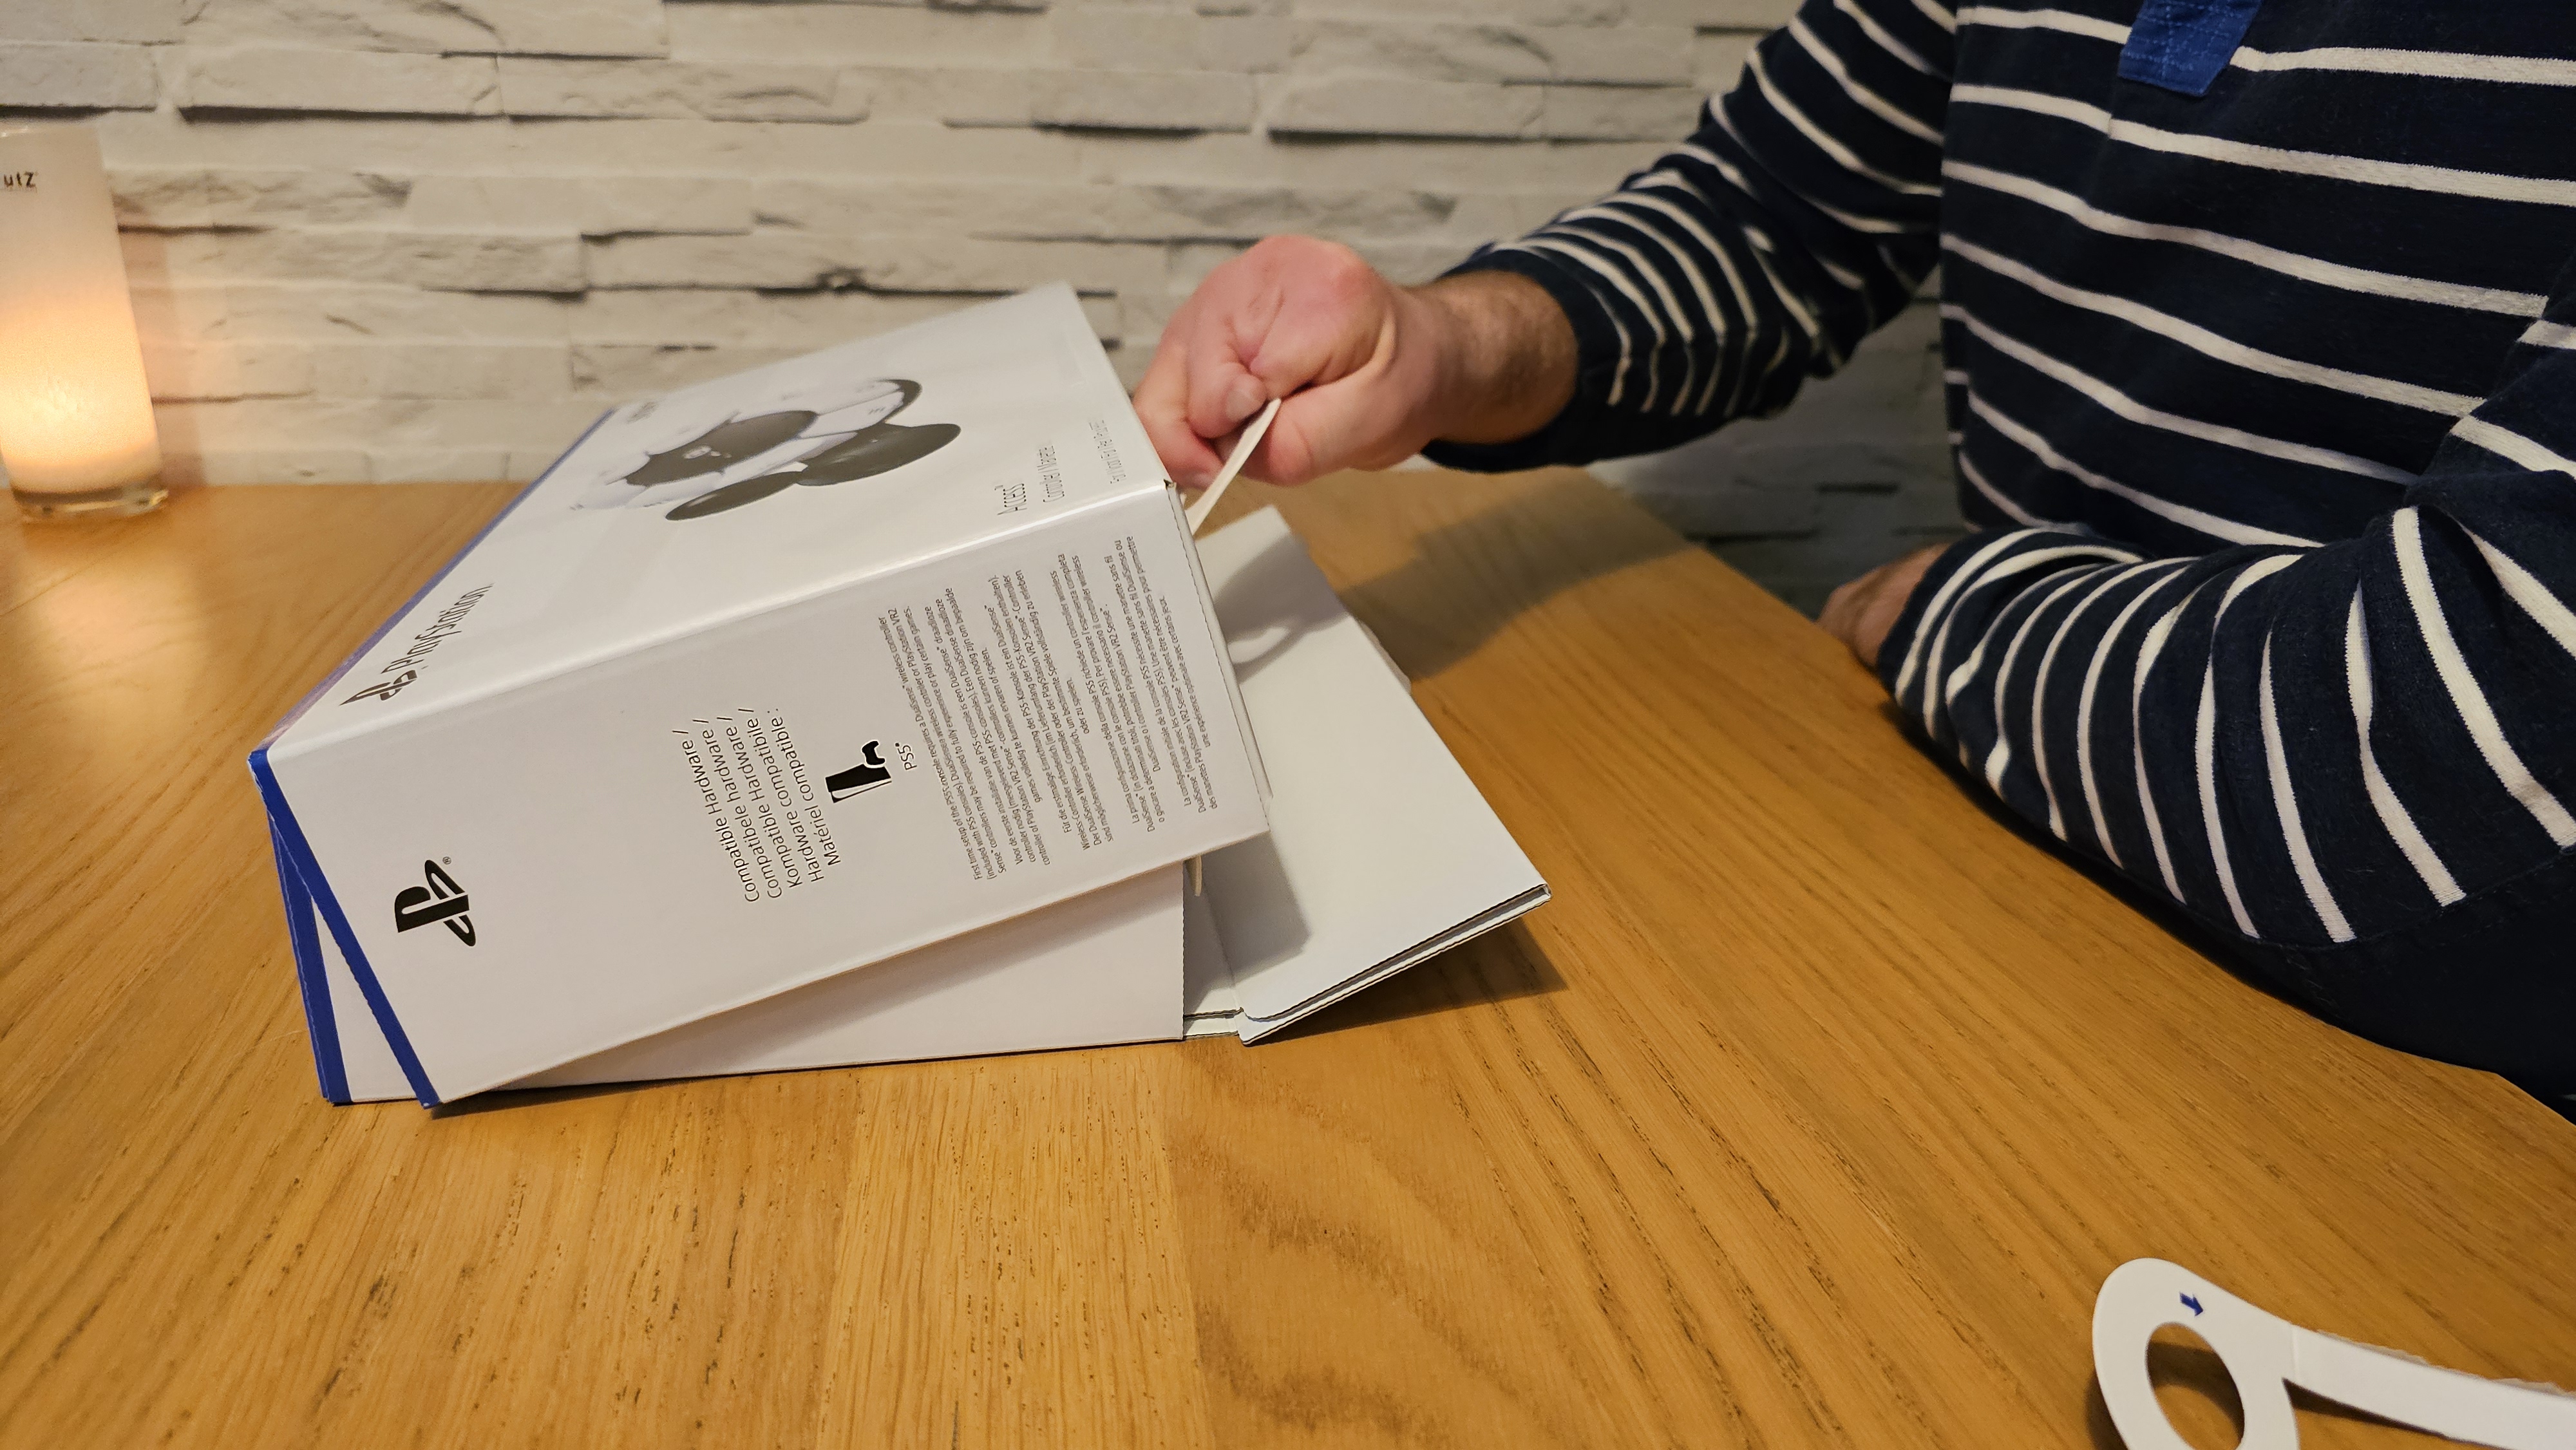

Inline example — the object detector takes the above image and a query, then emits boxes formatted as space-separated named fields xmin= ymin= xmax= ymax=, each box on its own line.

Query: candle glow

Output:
xmin=0 ymin=122 xmax=164 ymax=518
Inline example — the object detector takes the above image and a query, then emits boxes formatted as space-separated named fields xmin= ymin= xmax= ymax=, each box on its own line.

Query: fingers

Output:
xmin=1137 ymin=236 xmax=1416 ymax=487
xmin=1251 ymin=359 xmax=1421 ymax=485
xmin=1135 ymin=332 xmax=1224 ymax=487
xmin=1819 ymin=574 xmax=1868 ymax=654
xmin=1184 ymin=320 xmax=1273 ymax=442
xmin=1852 ymin=544 xmax=1945 ymax=669
xmin=1819 ymin=544 xmax=1946 ymax=668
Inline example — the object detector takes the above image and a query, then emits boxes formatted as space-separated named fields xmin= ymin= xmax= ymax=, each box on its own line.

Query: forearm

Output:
xmin=1424 ymin=0 xmax=1949 ymax=475
xmin=1408 ymin=271 xmax=1577 ymax=448
xmin=1876 ymin=477 xmax=2576 ymax=1082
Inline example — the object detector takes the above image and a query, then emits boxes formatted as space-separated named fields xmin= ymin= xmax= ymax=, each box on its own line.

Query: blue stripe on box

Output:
xmin=242 ymin=408 xmax=615 ymax=1109
xmin=270 ymin=814 xmax=350 ymax=1104
xmin=252 ymin=750 xmax=443 ymax=1107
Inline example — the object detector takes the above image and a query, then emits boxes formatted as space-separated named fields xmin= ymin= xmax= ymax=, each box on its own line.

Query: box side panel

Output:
xmin=265 ymin=487 xmax=1265 ymax=1100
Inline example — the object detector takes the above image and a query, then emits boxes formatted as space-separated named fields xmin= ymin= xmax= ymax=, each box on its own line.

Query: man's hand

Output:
xmin=1819 ymin=543 xmax=1947 ymax=670
xmin=1133 ymin=236 xmax=1576 ymax=489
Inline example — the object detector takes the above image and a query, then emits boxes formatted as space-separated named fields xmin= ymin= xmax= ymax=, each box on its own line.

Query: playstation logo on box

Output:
xmin=393 ymin=860 xmax=473 ymax=945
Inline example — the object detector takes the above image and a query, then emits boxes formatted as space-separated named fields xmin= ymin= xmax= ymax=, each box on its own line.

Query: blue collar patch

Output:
xmin=2118 ymin=0 xmax=2264 ymax=97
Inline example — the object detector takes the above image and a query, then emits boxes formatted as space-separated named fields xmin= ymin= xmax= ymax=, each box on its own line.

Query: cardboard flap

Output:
xmin=1195 ymin=509 xmax=1548 ymax=1039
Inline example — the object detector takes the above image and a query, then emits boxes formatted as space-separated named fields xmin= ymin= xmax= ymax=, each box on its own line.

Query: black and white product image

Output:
xmin=251 ymin=285 xmax=1268 ymax=1106
xmin=568 ymin=376 xmax=962 ymax=521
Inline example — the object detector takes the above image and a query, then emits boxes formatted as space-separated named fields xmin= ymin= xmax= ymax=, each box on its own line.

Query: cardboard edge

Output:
xmin=270 ymin=814 xmax=350 ymax=1104
xmin=1235 ymin=883 xmax=1551 ymax=1042
xmin=250 ymin=748 xmax=445 ymax=1107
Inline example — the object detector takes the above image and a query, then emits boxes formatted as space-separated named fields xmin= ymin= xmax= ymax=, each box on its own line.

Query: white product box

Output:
xmin=252 ymin=286 xmax=1268 ymax=1106
xmin=280 ymin=508 xmax=1551 ymax=1104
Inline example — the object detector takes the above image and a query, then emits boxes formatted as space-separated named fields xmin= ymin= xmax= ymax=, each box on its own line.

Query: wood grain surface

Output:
xmin=2 ymin=472 xmax=2570 ymax=1449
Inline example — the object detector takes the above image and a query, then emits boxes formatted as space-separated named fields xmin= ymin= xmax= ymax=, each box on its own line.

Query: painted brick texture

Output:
xmin=2 ymin=0 xmax=1952 ymax=607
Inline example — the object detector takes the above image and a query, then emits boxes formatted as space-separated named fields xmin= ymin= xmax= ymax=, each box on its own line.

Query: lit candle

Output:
xmin=0 ymin=123 xmax=164 ymax=520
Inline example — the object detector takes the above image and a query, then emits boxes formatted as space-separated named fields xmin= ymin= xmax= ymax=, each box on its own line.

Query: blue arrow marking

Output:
xmin=2181 ymin=1294 xmax=2204 ymax=1315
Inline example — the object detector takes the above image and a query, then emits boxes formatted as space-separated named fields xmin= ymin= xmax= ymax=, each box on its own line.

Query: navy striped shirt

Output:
xmin=1425 ymin=0 xmax=2576 ymax=1091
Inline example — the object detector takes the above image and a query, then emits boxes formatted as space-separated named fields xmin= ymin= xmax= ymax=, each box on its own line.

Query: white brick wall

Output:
xmin=4 ymin=0 xmax=1953 ymax=601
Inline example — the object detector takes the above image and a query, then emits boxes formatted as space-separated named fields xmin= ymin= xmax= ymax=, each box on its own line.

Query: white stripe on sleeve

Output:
xmin=1833 ymin=0 xmax=1940 ymax=75
xmin=1982 ymin=566 xmax=2101 ymax=793
xmin=2345 ymin=587 xmax=2466 ymax=905
xmin=1496 ymin=236 xmax=1641 ymax=408
xmin=2130 ymin=584 xmax=2210 ymax=903
xmin=2452 ymin=415 xmax=2576 ymax=479
xmin=1787 ymin=14 xmax=1944 ymax=143
xmin=1748 ymin=50 xmax=1943 ymax=198
xmin=1893 ymin=529 xmax=2040 ymax=701
xmin=2188 ymin=556 xmax=2301 ymax=939
xmin=2463 ymin=526 xmax=2576 ymax=662
xmin=2392 ymin=507 xmax=2576 ymax=845
xmin=2194 ymin=661 xmax=2259 ymax=936
xmin=2259 ymin=635 xmax=2356 ymax=941
xmin=2073 ymin=562 xmax=2192 ymax=860
xmin=1934 ymin=545 xmax=2142 ymax=749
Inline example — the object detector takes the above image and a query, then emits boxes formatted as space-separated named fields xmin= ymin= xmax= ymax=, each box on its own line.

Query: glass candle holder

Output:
xmin=0 ymin=123 xmax=165 ymax=521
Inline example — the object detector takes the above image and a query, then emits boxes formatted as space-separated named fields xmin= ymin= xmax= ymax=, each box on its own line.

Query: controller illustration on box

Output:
xmin=571 ymin=376 xmax=961 ymax=520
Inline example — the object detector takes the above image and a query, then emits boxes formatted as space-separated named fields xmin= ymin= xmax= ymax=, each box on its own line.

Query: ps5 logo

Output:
xmin=828 ymin=742 xmax=892 ymax=800
xmin=393 ymin=859 xmax=475 ymax=946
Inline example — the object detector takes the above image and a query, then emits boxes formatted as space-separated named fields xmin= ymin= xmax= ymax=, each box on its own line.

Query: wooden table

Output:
xmin=4 ymin=471 xmax=2570 ymax=1449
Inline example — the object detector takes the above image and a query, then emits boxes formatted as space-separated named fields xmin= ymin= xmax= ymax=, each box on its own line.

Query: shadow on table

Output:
xmin=1258 ymin=918 xmax=1566 ymax=1044
xmin=430 ymin=1080 xmax=636 ymax=1120
xmin=1330 ymin=471 xmax=1688 ymax=681
xmin=2083 ymin=1337 xmax=2415 ymax=1450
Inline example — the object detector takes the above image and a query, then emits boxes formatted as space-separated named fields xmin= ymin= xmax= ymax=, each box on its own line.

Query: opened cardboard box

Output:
xmin=255 ymin=287 xmax=1546 ymax=1105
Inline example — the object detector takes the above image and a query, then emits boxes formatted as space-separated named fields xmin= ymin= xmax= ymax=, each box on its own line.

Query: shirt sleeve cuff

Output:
xmin=1873 ymin=531 xmax=1994 ymax=698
